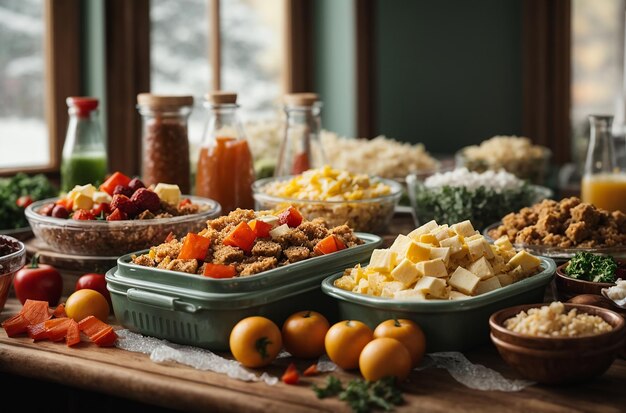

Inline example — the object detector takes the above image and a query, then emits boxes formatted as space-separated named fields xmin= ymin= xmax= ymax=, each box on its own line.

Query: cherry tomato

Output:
xmin=324 ymin=320 xmax=373 ymax=370
xmin=13 ymin=255 xmax=63 ymax=306
xmin=374 ymin=319 xmax=426 ymax=367
xmin=282 ymin=310 xmax=330 ymax=358
xmin=65 ymin=289 xmax=110 ymax=322
xmin=229 ymin=316 xmax=282 ymax=368
xmin=75 ymin=273 xmax=111 ymax=307
xmin=16 ymin=195 xmax=33 ymax=208
xmin=51 ymin=205 xmax=69 ymax=219
xmin=359 ymin=337 xmax=412 ymax=382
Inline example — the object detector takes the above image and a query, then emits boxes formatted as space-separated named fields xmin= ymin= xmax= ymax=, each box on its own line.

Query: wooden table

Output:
xmin=1 ymin=213 xmax=625 ymax=412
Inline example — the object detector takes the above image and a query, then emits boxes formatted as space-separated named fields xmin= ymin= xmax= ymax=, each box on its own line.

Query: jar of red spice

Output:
xmin=137 ymin=94 xmax=193 ymax=193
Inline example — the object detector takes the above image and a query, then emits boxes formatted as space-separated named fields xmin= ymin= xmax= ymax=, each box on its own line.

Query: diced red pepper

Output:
xmin=314 ymin=235 xmax=345 ymax=255
xmin=100 ymin=172 xmax=132 ymax=196
xmin=223 ymin=222 xmax=256 ymax=253
xmin=303 ymin=364 xmax=319 ymax=376
xmin=164 ymin=232 xmax=176 ymax=243
xmin=91 ymin=202 xmax=110 ymax=218
xmin=2 ymin=314 xmax=30 ymax=337
xmin=72 ymin=209 xmax=96 ymax=220
xmin=281 ymin=363 xmax=300 ymax=385
xmin=21 ymin=299 xmax=52 ymax=324
xmin=55 ymin=198 xmax=74 ymax=211
xmin=203 ymin=263 xmax=236 ymax=279
xmin=44 ymin=318 xmax=72 ymax=342
xmin=27 ymin=321 xmax=48 ymax=341
xmin=278 ymin=206 xmax=303 ymax=228
xmin=178 ymin=233 xmax=211 ymax=261
xmin=106 ymin=208 xmax=127 ymax=221
xmin=65 ymin=319 xmax=81 ymax=347
xmin=179 ymin=198 xmax=192 ymax=207
xmin=52 ymin=303 xmax=67 ymax=318
xmin=249 ymin=220 xmax=272 ymax=239
xmin=78 ymin=315 xmax=111 ymax=337
xmin=91 ymin=327 xmax=118 ymax=347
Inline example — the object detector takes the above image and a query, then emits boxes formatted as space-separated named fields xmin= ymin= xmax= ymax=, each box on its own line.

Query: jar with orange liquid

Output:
xmin=581 ymin=114 xmax=626 ymax=212
xmin=195 ymin=92 xmax=255 ymax=214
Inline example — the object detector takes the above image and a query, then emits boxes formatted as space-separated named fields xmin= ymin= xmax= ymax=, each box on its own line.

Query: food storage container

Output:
xmin=0 ymin=235 xmax=26 ymax=313
xmin=106 ymin=233 xmax=382 ymax=350
xmin=321 ymin=256 xmax=556 ymax=352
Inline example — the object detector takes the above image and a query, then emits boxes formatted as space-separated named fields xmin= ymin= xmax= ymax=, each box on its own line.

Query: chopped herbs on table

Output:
xmin=565 ymin=252 xmax=619 ymax=283
xmin=312 ymin=376 xmax=404 ymax=413
xmin=0 ymin=173 xmax=57 ymax=230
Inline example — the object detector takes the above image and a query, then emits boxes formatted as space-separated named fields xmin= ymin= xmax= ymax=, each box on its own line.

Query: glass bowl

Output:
xmin=406 ymin=173 xmax=553 ymax=232
xmin=25 ymin=196 xmax=221 ymax=257
xmin=252 ymin=176 xmax=403 ymax=234
xmin=0 ymin=235 xmax=26 ymax=313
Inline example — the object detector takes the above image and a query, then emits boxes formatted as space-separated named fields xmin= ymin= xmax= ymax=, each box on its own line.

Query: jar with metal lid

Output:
xmin=137 ymin=94 xmax=193 ymax=193
xmin=275 ymin=93 xmax=327 ymax=177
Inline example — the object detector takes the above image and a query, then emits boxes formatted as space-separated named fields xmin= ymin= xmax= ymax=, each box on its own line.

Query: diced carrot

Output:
xmin=2 ymin=314 xmax=30 ymax=337
xmin=314 ymin=235 xmax=342 ymax=255
xmin=223 ymin=222 xmax=256 ymax=253
xmin=164 ymin=231 xmax=176 ymax=243
xmin=65 ymin=319 xmax=81 ymax=347
xmin=91 ymin=327 xmax=118 ymax=347
xmin=21 ymin=299 xmax=52 ymax=324
xmin=278 ymin=206 xmax=303 ymax=228
xmin=27 ymin=321 xmax=48 ymax=341
xmin=178 ymin=232 xmax=211 ymax=261
xmin=99 ymin=171 xmax=132 ymax=196
xmin=303 ymin=364 xmax=319 ymax=376
xmin=55 ymin=198 xmax=74 ymax=211
xmin=281 ymin=363 xmax=300 ymax=385
xmin=44 ymin=318 xmax=72 ymax=342
xmin=334 ymin=236 xmax=346 ymax=251
xmin=203 ymin=263 xmax=236 ymax=279
xmin=78 ymin=315 xmax=111 ymax=337
xmin=52 ymin=303 xmax=66 ymax=318
xmin=249 ymin=220 xmax=272 ymax=239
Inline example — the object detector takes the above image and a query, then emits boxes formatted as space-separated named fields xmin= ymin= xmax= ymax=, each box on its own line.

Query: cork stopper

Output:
xmin=284 ymin=93 xmax=319 ymax=107
xmin=137 ymin=93 xmax=194 ymax=108
xmin=205 ymin=91 xmax=238 ymax=105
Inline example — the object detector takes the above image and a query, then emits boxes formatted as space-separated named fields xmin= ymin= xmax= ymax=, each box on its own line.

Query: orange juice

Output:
xmin=581 ymin=173 xmax=626 ymax=212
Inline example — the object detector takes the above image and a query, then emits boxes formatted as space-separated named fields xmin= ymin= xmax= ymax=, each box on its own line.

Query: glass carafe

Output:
xmin=195 ymin=91 xmax=255 ymax=213
xmin=61 ymin=97 xmax=107 ymax=192
xmin=275 ymin=93 xmax=326 ymax=177
xmin=581 ymin=114 xmax=626 ymax=212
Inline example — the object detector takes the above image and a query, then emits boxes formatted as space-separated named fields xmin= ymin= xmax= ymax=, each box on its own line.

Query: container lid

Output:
xmin=137 ymin=93 xmax=194 ymax=108
xmin=205 ymin=91 xmax=238 ymax=105
xmin=67 ymin=97 xmax=99 ymax=117
xmin=284 ymin=93 xmax=319 ymax=107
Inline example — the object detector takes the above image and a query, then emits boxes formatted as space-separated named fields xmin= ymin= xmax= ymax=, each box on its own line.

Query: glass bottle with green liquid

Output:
xmin=61 ymin=97 xmax=108 ymax=192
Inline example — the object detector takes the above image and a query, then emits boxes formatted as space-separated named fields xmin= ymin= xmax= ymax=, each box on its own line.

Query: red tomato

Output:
xmin=278 ymin=206 xmax=303 ymax=228
xmin=13 ymin=256 xmax=63 ymax=306
xmin=91 ymin=202 xmax=111 ymax=218
xmin=75 ymin=273 xmax=111 ymax=307
xmin=72 ymin=210 xmax=96 ymax=220
xmin=16 ymin=195 xmax=33 ymax=208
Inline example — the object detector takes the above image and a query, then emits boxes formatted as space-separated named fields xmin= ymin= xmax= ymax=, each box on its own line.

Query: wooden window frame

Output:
xmin=0 ymin=0 xmax=81 ymax=176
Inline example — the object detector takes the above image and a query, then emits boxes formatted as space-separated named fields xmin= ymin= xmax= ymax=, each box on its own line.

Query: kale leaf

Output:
xmin=565 ymin=252 xmax=617 ymax=283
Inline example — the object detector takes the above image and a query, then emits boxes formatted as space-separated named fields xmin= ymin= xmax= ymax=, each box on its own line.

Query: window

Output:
xmin=0 ymin=0 xmax=48 ymax=170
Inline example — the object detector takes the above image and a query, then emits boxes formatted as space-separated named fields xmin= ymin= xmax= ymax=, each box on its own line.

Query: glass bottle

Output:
xmin=275 ymin=93 xmax=327 ymax=177
xmin=61 ymin=97 xmax=108 ymax=192
xmin=137 ymin=94 xmax=193 ymax=193
xmin=581 ymin=114 xmax=626 ymax=212
xmin=195 ymin=91 xmax=255 ymax=213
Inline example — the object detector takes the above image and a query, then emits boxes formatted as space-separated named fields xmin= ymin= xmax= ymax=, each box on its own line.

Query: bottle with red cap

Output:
xmin=60 ymin=97 xmax=108 ymax=192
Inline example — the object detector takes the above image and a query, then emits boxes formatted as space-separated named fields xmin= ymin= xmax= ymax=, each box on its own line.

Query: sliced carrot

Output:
xmin=178 ymin=233 xmax=211 ymax=261
xmin=99 ymin=171 xmax=132 ymax=196
xmin=281 ymin=363 xmax=300 ymax=385
xmin=249 ymin=219 xmax=272 ymax=239
xmin=27 ymin=321 xmax=48 ymax=341
xmin=223 ymin=222 xmax=256 ymax=253
xmin=334 ymin=236 xmax=346 ymax=251
xmin=52 ymin=303 xmax=66 ymax=318
xmin=78 ymin=315 xmax=111 ymax=337
xmin=91 ymin=327 xmax=118 ymax=347
xmin=203 ymin=263 xmax=236 ymax=279
xmin=303 ymin=364 xmax=319 ymax=376
xmin=2 ymin=314 xmax=30 ymax=337
xmin=65 ymin=319 xmax=81 ymax=347
xmin=21 ymin=299 xmax=52 ymax=324
xmin=314 ymin=235 xmax=342 ymax=255
xmin=44 ymin=318 xmax=72 ymax=342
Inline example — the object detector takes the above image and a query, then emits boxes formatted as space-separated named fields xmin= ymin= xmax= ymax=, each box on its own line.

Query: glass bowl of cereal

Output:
xmin=252 ymin=166 xmax=403 ymax=234
xmin=489 ymin=302 xmax=625 ymax=384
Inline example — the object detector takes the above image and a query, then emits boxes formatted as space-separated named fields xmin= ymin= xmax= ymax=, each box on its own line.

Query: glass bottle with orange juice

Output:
xmin=195 ymin=91 xmax=255 ymax=214
xmin=581 ymin=114 xmax=626 ymax=212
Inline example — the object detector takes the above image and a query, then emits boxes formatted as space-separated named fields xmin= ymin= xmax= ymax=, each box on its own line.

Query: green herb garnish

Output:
xmin=0 ymin=173 xmax=57 ymax=230
xmin=565 ymin=252 xmax=617 ymax=283
xmin=312 ymin=376 xmax=404 ymax=413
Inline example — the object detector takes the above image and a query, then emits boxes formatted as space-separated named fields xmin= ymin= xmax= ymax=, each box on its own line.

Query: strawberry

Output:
xmin=113 ymin=185 xmax=133 ymax=198
xmin=110 ymin=194 xmax=138 ymax=217
xmin=130 ymin=188 xmax=161 ymax=213
xmin=128 ymin=178 xmax=145 ymax=193
xmin=91 ymin=202 xmax=111 ymax=218
xmin=72 ymin=210 xmax=96 ymax=220
xmin=106 ymin=208 xmax=127 ymax=221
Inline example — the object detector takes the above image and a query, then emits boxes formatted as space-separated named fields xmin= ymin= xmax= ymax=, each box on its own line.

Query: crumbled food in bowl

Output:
xmin=504 ymin=301 xmax=613 ymax=337
xmin=489 ymin=197 xmax=626 ymax=248
xmin=424 ymin=168 xmax=524 ymax=192
xmin=132 ymin=207 xmax=363 ymax=278
xmin=605 ymin=279 xmax=626 ymax=301
xmin=334 ymin=219 xmax=543 ymax=300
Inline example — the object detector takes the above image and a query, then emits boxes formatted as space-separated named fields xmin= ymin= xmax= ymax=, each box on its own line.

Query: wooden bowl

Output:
xmin=489 ymin=303 xmax=625 ymax=384
xmin=555 ymin=262 xmax=615 ymax=301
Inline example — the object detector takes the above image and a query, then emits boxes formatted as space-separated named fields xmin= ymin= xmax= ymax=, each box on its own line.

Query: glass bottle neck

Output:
xmin=585 ymin=115 xmax=617 ymax=175
xmin=202 ymin=104 xmax=246 ymax=143
xmin=63 ymin=109 xmax=105 ymax=157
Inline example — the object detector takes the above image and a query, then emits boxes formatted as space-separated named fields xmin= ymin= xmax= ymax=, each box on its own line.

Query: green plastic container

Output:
xmin=321 ymin=257 xmax=556 ymax=352
xmin=106 ymin=233 xmax=382 ymax=350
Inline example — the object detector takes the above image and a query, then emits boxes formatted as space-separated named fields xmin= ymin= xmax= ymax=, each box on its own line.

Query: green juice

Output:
xmin=61 ymin=153 xmax=108 ymax=192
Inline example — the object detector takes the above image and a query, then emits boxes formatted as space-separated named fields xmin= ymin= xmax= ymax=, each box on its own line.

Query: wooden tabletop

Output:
xmin=1 ymin=213 xmax=625 ymax=412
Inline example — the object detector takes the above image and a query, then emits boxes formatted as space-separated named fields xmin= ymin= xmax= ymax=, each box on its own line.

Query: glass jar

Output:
xmin=195 ymin=91 xmax=255 ymax=213
xmin=581 ymin=114 xmax=626 ymax=212
xmin=137 ymin=94 xmax=193 ymax=193
xmin=60 ymin=97 xmax=107 ymax=192
xmin=275 ymin=93 xmax=327 ymax=177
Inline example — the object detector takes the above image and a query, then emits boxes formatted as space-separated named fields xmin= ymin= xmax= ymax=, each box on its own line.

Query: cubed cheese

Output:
xmin=508 ymin=250 xmax=541 ymax=272
xmin=474 ymin=276 xmax=502 ymax=295
xmin=72 ymin=193 xmax=94 ymax=211
xmin=257 ymin=214 xmax=279 ymax=227
xmin=482 ymin=239 xmax=495 ymax=259
xmin=432 ymin=225 xmax=451 ymax=241
xmin=451 ymin=220 xmax=475 ymax=238
xmin=448 ymin=266 xmax=481 ymax=295
xmin=449 ymin=291 xmax=471 ymax=300
xmin=389 ymin=234 xmax=413 ymax=258
xmin=381 ymin=281 xmax=405 ymax=298
xmin=368 ymin=249 xmax=398 ymax=272
xmin=368 ymin=272 xmax=387 ymax=296
xmin=405 ymin=242 xmax=431 ymax=263
xmin=466 ymin=238 xmax=487 ymax=261
xmin=335 ymin=275 xmax=356 ymax=291
xmin=393 ymin=289 xmax=426 ymax=300
xmin=415 ymin=258 xmax=448 ymax=278
xmin=414 ymin=276 xmax=448 ymax=298
xmin=92 ymin=191 xmax=112 ymax=204
xmin=465 ymin=233 xmax=483 ymax=242
xmin=439 ymin=235 xmax=462 ymax=255
xmin=269 ymin=223 xmax=290 ymax=239
xmin=467 ymin=256 xmax=495 ymax=280
xmin=407 ymin=220 xmax=438 ymax=240
xmin=354 ymin=278 xmax=369 ymax=294
xmin=390 ymin=258 xmax=420 ymax=286
xmin=69 ymin=184 xmax=96 ymax=199
xmin=494 ymin=236 xmax=514 ymax=251
xmin=352 ymin=266 xmax=368 ymax=283
xmin=418 ymin=233 xmax=439 ymax=246
xmin=510 ymin=265 xmax=527 ymax=282
xmin=429 ymin=246 xmax=451 ymax=265
xmin=496 ymin=272 xmax=514 ymax=287
xmin=154 ymin=183 xmax=182 ymax=205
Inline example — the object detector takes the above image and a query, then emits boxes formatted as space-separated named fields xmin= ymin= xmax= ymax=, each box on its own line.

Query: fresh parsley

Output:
xmin=312 ymin=376 xmax=404 ymax=413
xmin=0 ymin=173 xmax=57 ymax=230
xmin=565 ymin=252 xmax=618 ymax=283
